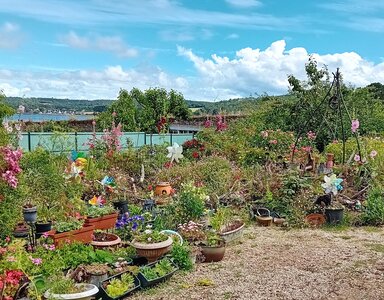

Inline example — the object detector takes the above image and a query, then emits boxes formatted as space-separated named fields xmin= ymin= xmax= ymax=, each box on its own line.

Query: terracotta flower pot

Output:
xmin=305 ymin=213 xmax=326 ymax=227
xmin=84 ymin=213 xmax=118 ymax=230
xmin=326 ymin=153 xmax=334 ymax=168
xmin=91 ymin=233 xmax=121 ymax=249
xmin=48 ymin=224 xmax=95 ymax=247
xmin=154 ymin=182 xmax=173 ymax=197
xmin=200 ymin=241 xmax=226 ymax=262
xmin=131 ymin=236 xmax=173 ymax=262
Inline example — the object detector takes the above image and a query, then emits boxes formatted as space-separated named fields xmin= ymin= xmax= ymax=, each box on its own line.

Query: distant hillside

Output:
xmin=5 ymin=97 xmax=111 ymax=114
xmin=5 ymin=95 xmax=279 ymax=115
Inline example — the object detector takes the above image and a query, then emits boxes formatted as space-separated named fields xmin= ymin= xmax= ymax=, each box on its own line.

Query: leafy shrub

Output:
xmin=170 ymin=243 xmax=193 ymax=271
xmin=174 ymin=182 xmax=206 ymax=223
xmin=361 ymin=187 xmax=384 ymax=225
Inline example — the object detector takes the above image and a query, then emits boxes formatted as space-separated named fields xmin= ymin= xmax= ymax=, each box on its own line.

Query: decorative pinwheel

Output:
xmin=166 ymin=143 xmax=184 ymax=163
xmin=321 ymin=174 xmax=343 ymax=196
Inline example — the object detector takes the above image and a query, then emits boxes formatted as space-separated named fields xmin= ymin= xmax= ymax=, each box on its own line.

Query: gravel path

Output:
xmin=129 ymin=226 xmax=384 ymax=300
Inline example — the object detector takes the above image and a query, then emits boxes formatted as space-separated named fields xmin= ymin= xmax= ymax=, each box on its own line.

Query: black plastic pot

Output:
xmin=23 ymin=206 xmax=37 ymax=223
xmin=35 ymin=221 xmax=52 ymax=238
xmin=113 ymin=200 xmax=129 ymax=216
xmin=137 ymin=260 xmax=178 ymax=288
xmin=99 ymin=271 xmax=140 ymax=300
xmin=325 ymin=208 xmax=344 ymax=224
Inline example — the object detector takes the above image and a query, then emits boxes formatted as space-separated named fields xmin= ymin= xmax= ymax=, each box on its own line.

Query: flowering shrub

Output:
xmin=182 ymin=138 xmax=206 ymax=161
xmin=0 ymin=145 xmax=22 ymax=189
xmin=177 ymin=221 xmax=206 ymax=244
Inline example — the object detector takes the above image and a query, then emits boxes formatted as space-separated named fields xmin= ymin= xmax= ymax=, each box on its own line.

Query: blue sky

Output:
xmin=0 ymin=0 xmax=383 ymax=101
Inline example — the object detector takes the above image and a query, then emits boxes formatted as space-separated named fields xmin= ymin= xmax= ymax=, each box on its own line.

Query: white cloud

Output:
xmin=0 ymin=22 xmax=24 ymax=49
xmin=177 ymin=40 xmax=384 ymax=98
xmin=159 ymin=28 xmax=213 ymax=42
xmin=1 ymin=40 xmax=384 ymax=101
xmin=226 ymin=0 xmax=262 ymax=8
xmin=59 ymin=31 xmax=138 ymax=58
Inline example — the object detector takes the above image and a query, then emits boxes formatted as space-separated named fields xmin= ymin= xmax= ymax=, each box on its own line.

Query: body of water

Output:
xmin=6 ymin=113 xmax=94 ymax=122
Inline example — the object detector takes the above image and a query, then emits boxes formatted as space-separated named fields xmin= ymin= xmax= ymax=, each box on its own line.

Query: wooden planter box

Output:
xmin=48 ymin=224 xmax=95 ymax=247
xmin=84 ymin=213 xmax=118 ymax=230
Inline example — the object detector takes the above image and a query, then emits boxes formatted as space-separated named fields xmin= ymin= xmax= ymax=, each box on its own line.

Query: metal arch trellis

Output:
xmin=290 ymin=68 xmax=362 ymax=164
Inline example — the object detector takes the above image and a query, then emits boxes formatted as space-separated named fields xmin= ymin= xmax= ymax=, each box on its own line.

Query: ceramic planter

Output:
xmin=137 ymin=260 xmax=178 ymax=288
xmin=91 ymin=233 xmax=121 ymax=249
xmin=84 ymin=212 xmax=118 ymax=230
xmin=48 ymin=224 xmax=95 ymax=247
xmin=154 ymin=182 xmax=173 ymax=197
xmin=325 ymin=208 xmax=344 ymax=224
xmin=44 ymin=283 xmax=99 ymax=300
xmin=131 ymin=237 xmax=173 ymax=262
xmin=100 ymin=271 xmax=140 ymax=300
xmin=35 ymin=221 xmax=52 ymax=238
xmin=200 ymin=241 xmax=226 ymax=262
xmin=22 ymin=206 xmax=37 ymax=223
xmin=219 ymin=221 xmax=245 ymax=244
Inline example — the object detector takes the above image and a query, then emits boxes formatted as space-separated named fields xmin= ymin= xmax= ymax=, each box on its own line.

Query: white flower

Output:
xmin=166 ymin=143 xmax=184 ymax=163
xmin=144 ymin=229 xmax=152 ymax=234
xmin=2 ymin=121 xmax=12 ymax=133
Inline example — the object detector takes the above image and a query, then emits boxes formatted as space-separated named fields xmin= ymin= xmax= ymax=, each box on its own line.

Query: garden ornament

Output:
xmin=321 ymin=174 xmax=343 ymax=196
xmin=166 ymin=143 xmax=183 ymax=163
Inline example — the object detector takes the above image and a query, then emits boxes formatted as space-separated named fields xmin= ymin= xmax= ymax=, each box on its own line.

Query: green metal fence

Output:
xmin=19 ymin=132 xmax=195 ymax=152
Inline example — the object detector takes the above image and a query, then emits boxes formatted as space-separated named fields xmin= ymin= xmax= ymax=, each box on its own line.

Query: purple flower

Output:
xmin=354 ymin=154 xmax=361 ymax=162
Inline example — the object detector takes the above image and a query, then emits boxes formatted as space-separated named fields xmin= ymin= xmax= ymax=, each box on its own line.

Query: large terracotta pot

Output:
xmin=200 ymin=241 xmax=226 ymax=262
xmin=305 ymin=213 xmax=326 ymax=227
xmin=84 ymin=213 xmax=118 ymax=230
xmin=48 ymin=224 xmax=95 ymax=247
xmin=91 ymin=233 xmax=121 ymax=249
xmin=154 ymin=182 xmax=173 ymax=197
xmin=131 ymin=237 xmax=173 ymax=262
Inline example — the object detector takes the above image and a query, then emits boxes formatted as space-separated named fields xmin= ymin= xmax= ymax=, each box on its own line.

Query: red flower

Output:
xmin=192 ymin=151 xmax=199 ymax=159
xmin=148 ymin=185 xmax=153 ymax=191
xmin=164 ymin=161 xmax=173 ymax=169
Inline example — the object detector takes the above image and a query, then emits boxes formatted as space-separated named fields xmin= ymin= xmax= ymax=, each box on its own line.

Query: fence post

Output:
xmin=150 ymin=134 xmax=153 ymax=146
xmin=75 ymin=132 xmax=78 ymax=151
xmin=144 ymin=132 xmax=147 ymax=145
xmin=28 ymin=132 xmax=31 ymax=152
xmin=170 ymin=132 xmax=173 ymax=145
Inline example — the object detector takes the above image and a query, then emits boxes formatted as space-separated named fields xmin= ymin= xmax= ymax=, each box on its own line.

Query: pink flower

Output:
xmin=261 ymin=131 xmax=269 ymax=138
xmin=306 ymin=131 xmax=316 ymax=140
xmin=269 ymin=139 xmax=278 ymax=145
xmin=31 ymin=257 xmax=42 ymax=265
xmin=369 ymin=150 xmax=378 ymax=159
xmin=42 ymin=232 xmax=49 ymax=238
xmin=203 ymin=119 xmax=212 ymax=128
xmin=112 ymin=111 xmax=117 ymax=117
xmin=354 ymin=154 xmax=361 ymax=162
xmin=92 ymin=119 xmax=96 ymax=126
xmin=302 ymin=146 xmax=312 ymax=152
xmin=49 ymin=245 xmax=55 ymax=251
xmin=351 ymin=119 xmax=359 ymax=133
xmin=5 ymin=236 xmax=10 ymax=243
xmin=7 ymin=256 xmax=16 ymax=262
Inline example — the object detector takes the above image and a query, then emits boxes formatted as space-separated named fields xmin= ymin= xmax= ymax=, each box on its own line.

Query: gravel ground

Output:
xmin=129 ymin=226 xmax=384 ymax=300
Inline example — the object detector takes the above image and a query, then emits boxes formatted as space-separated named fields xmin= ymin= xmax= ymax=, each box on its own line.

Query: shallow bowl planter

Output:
xmin=48 ymin=224 xmax=95 ymax=247
xmin=91 ymin=233 xmax=121 ymax=249
xmin=200 ymin=240 xmax=226 ymax=262
xmin=218 ymin=220 xmax=245 ymax=244
xmin=44 ymin=283 xmax=98 ymax=300
xmin=131 ymin=237 xmax=173 ymax=262
xmin=137 ymin=260 xmax=178 ymax=288
xmin=85 ymin=212 xmax=118 ymax=230
xmin=100 ymin=271 xmax=140 ymax=300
